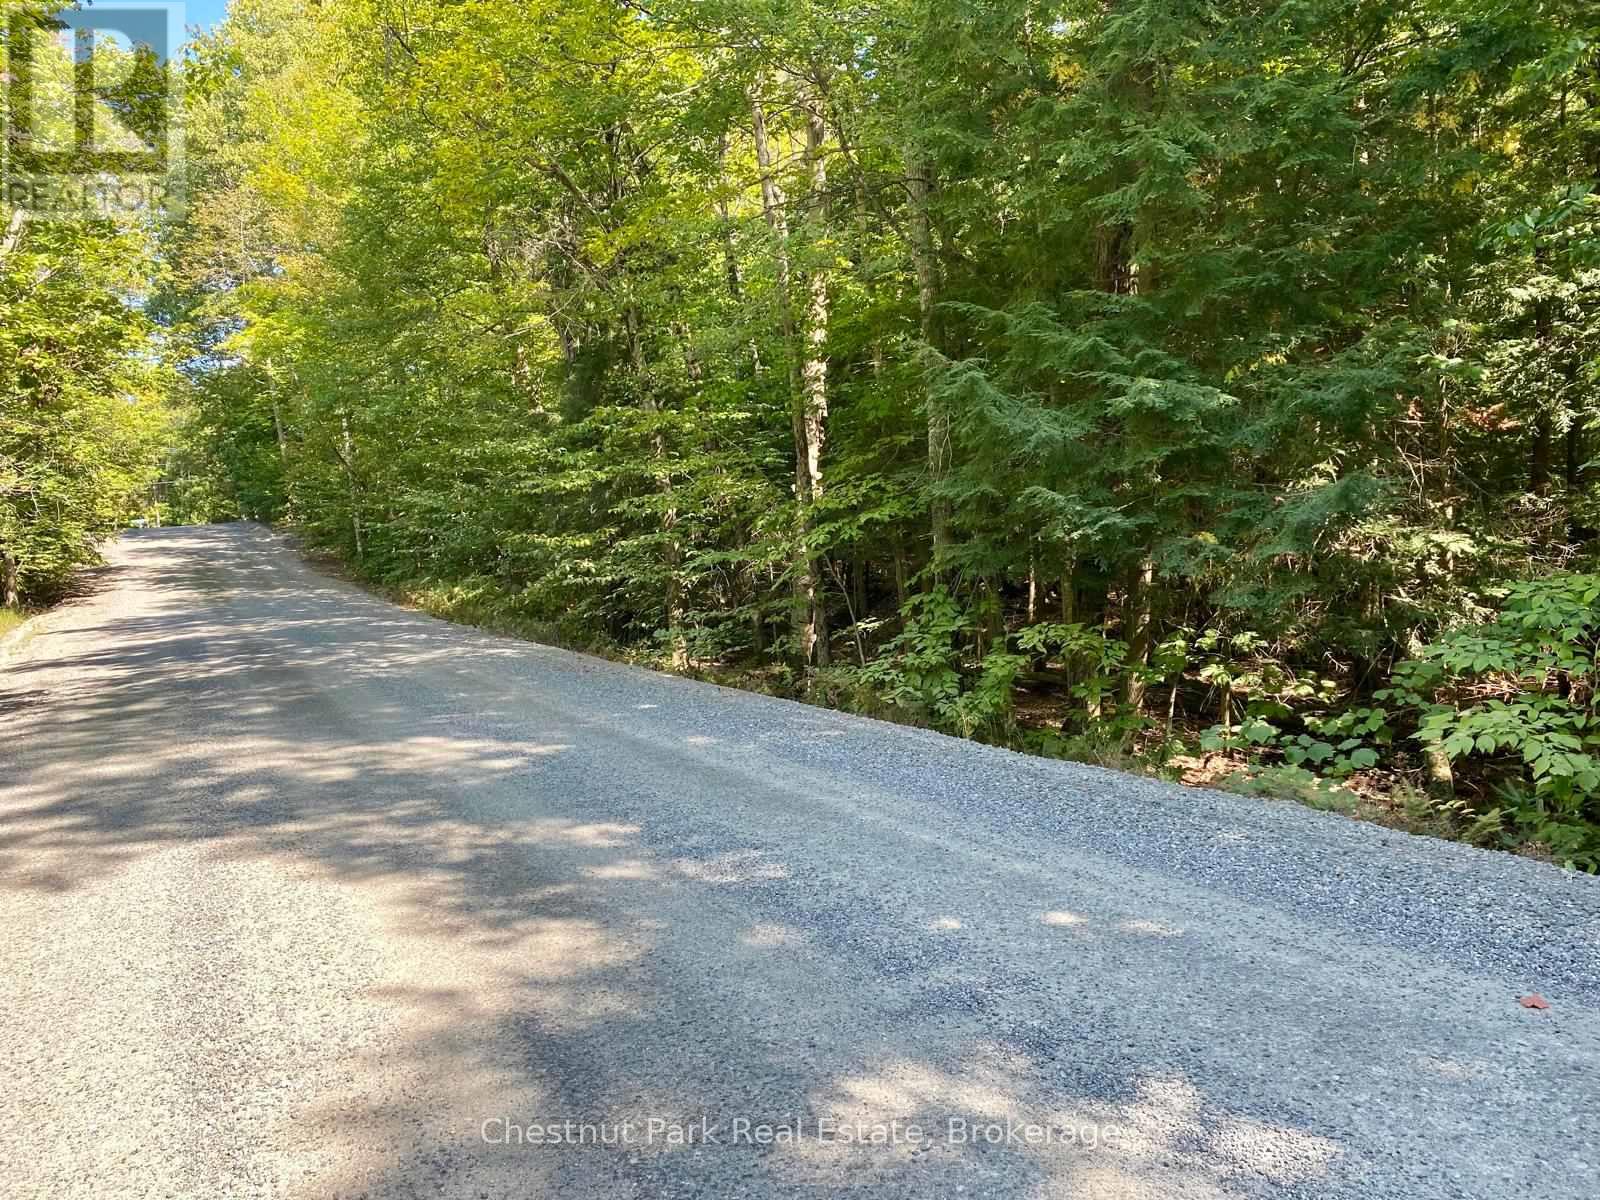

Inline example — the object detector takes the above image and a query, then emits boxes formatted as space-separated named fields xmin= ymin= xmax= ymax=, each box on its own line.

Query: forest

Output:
xmin=5 ymin=0 xmax=1600 ymax=866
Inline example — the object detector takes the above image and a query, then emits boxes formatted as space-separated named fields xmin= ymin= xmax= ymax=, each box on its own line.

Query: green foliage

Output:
xmin=141 ymin=0 xmax=1600 ymax=864
xmin=1016 ymin=621 xmax=1133 ymax=724
xmin=1 ymin=213 xmax=166 ymax=603
xmin=1390 ymin=574 xmax=1600 ymax=868
xmin=1203 ymin=706 xmax=1391 ymax=779
xmin=856 ymin=590 xmax=1021 ymax=738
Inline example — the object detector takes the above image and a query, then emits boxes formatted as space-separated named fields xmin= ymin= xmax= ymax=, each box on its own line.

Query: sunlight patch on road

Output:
xmin=1040 ymin=910 xmax=1087 ymax=927
xmin=584 ymin=858 xmax=660 ymax=881
xmin=672 ymin=850 xmax=789 ymax=885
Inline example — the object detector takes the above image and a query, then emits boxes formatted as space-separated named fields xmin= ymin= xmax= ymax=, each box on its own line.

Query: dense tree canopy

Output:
xmin=1 ymin=7 xmax=167 ymax=606
xmin=8 ymin=0 xmax=1599 ymax=862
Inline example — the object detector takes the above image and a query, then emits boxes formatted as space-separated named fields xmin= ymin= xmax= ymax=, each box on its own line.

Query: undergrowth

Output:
xmin=319 ymin=548 xmax=1600 ymax=872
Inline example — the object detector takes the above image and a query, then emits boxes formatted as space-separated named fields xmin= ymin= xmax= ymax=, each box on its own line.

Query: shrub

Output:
xmin=1383 ymin=573 xmax=1600 ymax=870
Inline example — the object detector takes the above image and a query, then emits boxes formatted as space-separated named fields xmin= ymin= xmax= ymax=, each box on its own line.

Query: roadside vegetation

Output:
xmin=6 ymin=2 xmax=1600 ymax=867
xmin=1 ymin=7 xmax=168 ymax=618
xmin=0 ymin=202 xmax=166 ymax=612
xmin=0 ymin=606 xmax=28 ymax=638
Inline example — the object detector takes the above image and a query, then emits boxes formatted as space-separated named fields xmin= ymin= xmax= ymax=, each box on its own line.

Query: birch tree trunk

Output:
xmin=1 ymin=550 xmax=20 ymax=609
xmin=339 ymin=410 xmax=364 ymax=560
xmin=271 ymin=398 xmax=289 ymax=460
xmin=0 ymin=208 xmax=27 ymax=264
xmin=799 ymin=102 xmax=832 ymax=666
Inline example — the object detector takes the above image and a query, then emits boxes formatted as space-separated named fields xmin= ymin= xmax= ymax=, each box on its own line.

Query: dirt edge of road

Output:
xmin=241 ymin=520 xmax=1586 ymax=877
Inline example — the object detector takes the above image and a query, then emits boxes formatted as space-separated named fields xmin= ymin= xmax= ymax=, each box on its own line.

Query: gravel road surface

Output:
xmin=2 ymin=524 xmax=1597 ymax=1199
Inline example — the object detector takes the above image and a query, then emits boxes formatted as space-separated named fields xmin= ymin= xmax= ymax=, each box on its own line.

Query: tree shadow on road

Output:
xmin=0 ymin=526 xmax=1571 ymax=1199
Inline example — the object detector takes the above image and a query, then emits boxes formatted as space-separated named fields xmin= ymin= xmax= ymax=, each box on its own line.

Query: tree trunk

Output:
xmin=1531 ymin=414 xmax=1552 ymax=494
xmin=673 ymin=320 xmax=702 ymax=384
xmin=753 ymin=95 xmax=824 ymax=665
xmin=0 ymin=208 xmax=27 ymax=264
xmin=1406 ymin=629 xmax=1456 ymax=796
xmin=1 ymin=550 xmax=20 ymax=609
xmin=1095 ymin=221 xmax=1137 ymax=296
xmin=1531 ymin=239 xmax=1553 ymax=495
xmin=271 ymin=396 xmax=289 ymax=461
xmin=1122 ymin=556 xmax=1155 ymax=713
xmin=800 ymin=103 xmax=832 ymax=667
xmin=339 ymin=410 xmax=364 ymax=560
xmin=752 ymin=102 xmax=799 ymax=403
xmin=906 ymin=149 xmax=951 ymax=566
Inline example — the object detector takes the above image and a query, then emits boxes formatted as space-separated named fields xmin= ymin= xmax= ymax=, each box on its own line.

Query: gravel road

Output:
xmin=2 ymin=523 xmax=1597 ymax=1199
